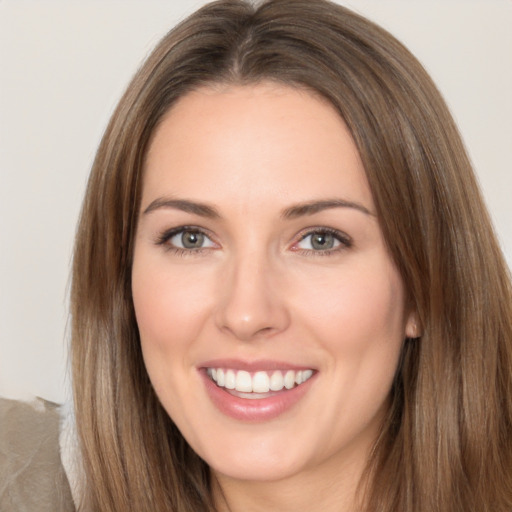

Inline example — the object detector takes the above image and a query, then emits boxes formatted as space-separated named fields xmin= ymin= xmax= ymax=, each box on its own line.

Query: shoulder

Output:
xmin=0 ymin=397 xmax=75 ymax=512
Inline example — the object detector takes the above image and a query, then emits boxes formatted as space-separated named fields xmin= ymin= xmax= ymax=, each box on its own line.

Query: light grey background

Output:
xmin=1 ymin=0 xmax=511 ymax=403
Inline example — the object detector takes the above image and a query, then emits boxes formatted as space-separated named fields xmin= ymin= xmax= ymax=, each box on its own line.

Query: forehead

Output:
xmin=142 ymin=82 xmax=373 ymax=212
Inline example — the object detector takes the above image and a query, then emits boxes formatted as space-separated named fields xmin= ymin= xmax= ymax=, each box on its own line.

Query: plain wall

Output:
xmin=1 ymin=0 xmax=511 ymax=404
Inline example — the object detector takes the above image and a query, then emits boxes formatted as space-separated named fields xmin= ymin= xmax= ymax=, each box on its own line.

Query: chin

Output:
xmin=194 ymin=429 xmax=313 ymax=483
xmin=209 ymin=455 xmax=304 ymax=483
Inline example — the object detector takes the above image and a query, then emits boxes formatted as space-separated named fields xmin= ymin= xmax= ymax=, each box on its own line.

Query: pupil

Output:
xmin=182 ymin=231 xmax=203 ymax=248
xmin=312 ymin=233 xmax=333 ymax=250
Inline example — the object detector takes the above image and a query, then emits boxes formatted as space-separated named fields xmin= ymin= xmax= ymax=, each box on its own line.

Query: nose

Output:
xmin=214 ymin=252 xmax=290 ymax=341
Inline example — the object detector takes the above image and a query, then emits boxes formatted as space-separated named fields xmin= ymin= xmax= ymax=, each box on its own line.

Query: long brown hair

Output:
xmin=71 ymin=1 xmax=512 ymax=510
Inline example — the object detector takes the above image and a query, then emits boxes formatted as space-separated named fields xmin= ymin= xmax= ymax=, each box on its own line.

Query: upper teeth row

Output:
xmin=206 ymin=368 xmax=314 ymax=393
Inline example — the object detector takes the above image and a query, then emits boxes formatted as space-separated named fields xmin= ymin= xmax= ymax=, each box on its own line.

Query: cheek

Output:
xmin=131 ymin=257 xmax=214 ymax=358
xmin=291 ymin=262 xmax=406 ymax=436
xmin=131 ymin=256 xmax=217 ymax=423
xmin=292 ymin=260 xmax=406 ymax=359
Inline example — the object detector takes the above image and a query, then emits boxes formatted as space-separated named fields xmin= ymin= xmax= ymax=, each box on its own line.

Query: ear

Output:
xmin=405 ymin=310 xmax=421 ymax=339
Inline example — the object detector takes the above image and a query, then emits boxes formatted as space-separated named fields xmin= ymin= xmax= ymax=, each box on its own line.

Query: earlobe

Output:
xmin=405 ymin=311 xmax=421 ymax=339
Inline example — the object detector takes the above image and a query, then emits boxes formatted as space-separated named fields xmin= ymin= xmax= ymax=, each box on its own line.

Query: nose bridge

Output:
xmin=215 ymin=244 xmax=289 ymax=341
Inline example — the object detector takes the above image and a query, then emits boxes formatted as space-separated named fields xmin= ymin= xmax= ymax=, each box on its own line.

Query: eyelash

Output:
xmin=293 ymin=227 xmax=352 ymax=256
xmin=155 ymin=226 xmax=216 ymax=257
xmin=155 ymin=226 xmax=352 ymax=257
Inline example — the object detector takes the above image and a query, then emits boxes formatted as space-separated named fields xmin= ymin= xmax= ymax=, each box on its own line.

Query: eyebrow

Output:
xmin=281 ymin=199 xmax=374 ymax=219
xmin=143 ymin=198 xmax=220 ymax=218
xmin=142 ymin=197 xmax=374 ymax=219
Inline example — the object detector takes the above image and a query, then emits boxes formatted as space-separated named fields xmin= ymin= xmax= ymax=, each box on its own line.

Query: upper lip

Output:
xmin=199 ymin=358 xmax=316 ymax=372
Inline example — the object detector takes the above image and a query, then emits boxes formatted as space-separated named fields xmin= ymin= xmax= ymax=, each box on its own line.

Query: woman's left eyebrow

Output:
xmin=281 ymin=199 xmax=374 ymax=219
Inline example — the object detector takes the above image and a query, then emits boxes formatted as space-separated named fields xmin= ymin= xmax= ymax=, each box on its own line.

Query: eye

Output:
xmin=156 ymin=227 xmax=217 ymax=253
xmin=170 ymin=230 xmax=215 ymax=249
xmin=294 ymin=228 xmax=351 ymax=253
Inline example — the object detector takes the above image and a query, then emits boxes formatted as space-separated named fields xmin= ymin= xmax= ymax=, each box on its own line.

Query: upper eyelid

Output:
xmin=155 ymin=225 xmax=352 ymax=249
xmin=291 ymin=230 xmax=352 ymax=257
xmin=295 ymin=227 xmax=351 ymax=243
xmin=156 ymin=225 xmax=216 ymax=244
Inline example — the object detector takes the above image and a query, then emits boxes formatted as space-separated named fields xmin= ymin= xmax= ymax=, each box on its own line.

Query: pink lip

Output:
xmin=199 ymin=358 xmax=313 ymax=372
xmin=198 ymin=361 xmax=316 ymax=422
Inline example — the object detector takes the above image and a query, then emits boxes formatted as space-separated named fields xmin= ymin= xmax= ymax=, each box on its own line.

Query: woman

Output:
xmin=70 ymin=0 xmax=512 ymax=510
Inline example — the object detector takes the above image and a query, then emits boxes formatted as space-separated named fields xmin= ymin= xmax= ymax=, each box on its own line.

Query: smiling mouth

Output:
xmin=206 ymin=368 xmax=315 ymax=397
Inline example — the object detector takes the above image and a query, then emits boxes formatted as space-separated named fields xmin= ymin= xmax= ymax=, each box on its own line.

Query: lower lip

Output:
xmin=200 ymin=370 xmax=315 ymax=422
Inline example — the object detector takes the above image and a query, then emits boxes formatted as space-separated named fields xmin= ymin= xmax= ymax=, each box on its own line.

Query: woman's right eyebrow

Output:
xmin=142 ymin=198 xmax=221 ymax=218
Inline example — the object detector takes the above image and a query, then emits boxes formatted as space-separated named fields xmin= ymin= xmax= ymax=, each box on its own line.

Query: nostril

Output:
xmin=219 ymin=321 xmax=278 ymax=342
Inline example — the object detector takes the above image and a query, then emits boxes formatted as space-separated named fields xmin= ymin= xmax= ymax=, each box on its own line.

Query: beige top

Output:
xmin=0 ymin=397 xmax=75 ymax=512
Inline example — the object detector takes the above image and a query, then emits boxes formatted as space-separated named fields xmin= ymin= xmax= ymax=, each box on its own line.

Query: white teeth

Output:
xmin=225 ymin=369 xmax=236 ymax=389
xmin=269 ymin=370 xmax=284 ymax=391
xmin=252 ymin=371 xmax=270 ymax=393
xmin=207 ymin=367 xmax=314 ymax=393
xmin=284 ymin=370 xmax=295 ymax=389
xmin=302 ymin=369 xmax=313 ymax=381
xmin=235 ymin=370 xmax=252 ymax=392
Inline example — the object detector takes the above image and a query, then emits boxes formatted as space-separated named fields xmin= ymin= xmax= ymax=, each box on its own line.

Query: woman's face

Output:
xmin=132 ymin=83 xmax=416 ymax=485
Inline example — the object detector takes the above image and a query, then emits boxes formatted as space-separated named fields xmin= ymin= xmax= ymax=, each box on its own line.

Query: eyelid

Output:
xmin=155 ymin=225 xmax=219 ymax=251
xmin=154 ymin=225 xmax=351 ymax=256
xmin=290 ymin=227 xmax=352 ymax=253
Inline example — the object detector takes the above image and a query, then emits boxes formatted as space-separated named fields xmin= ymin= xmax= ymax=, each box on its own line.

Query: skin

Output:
xmin=132 ymin=83 xmax=417 ymax=512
